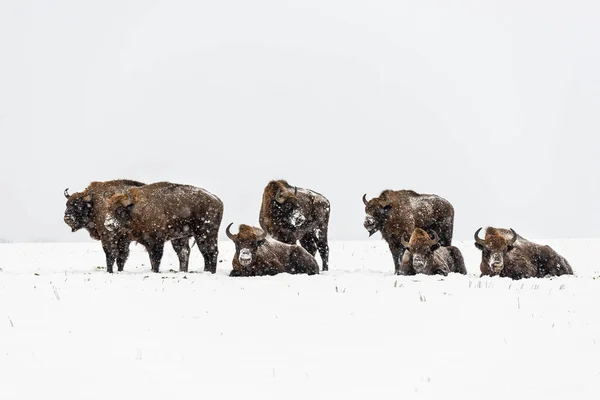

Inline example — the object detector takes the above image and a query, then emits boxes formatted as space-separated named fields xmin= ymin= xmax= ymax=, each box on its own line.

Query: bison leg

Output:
xmin=171 ymin=238 xmax=190 ymax=273
xmin=116 ymin=237 xmax=131 ymax=272
xmin=389 ymin=244 xmax=404 ymax=275
xmin=299 ymin=234 xmax=318 ymax=256
xmin=196 ymin=236 xmax=218 ymax=273
xmin=315 ymin=230 xmax=329 ymax=272
xmin=146 ymin=242 xmax=165 ymax=273
xmin=102 ymin=241 xmax=117 ymax=274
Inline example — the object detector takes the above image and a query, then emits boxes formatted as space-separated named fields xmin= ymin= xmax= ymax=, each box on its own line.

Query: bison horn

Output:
xmin=401 ymin=233 xmax=411 ymax=249
xmin=294 ymin=186 xmax=298 ymax=196
xmin=508 ymin=228 xmax=518 ymax=245
xmin=275 ymin=188 xmax=285 ymax=203
xmin=225 ymin=223 xmax=236 ymax=240
xmin=474 ymin=227 xmax=486 ymax=246
xmin=64 ymin=188 xmax=70 ymax=198
xmin=362 ymin=194 xmax=368 ymax=206
xmin=429 ymin=231 xmax=439 ymax=246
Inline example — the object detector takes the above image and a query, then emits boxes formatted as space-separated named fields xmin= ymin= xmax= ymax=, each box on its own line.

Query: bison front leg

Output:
xmin=389 ymin=244 xmax=405 ymax=275
xmin=171 ymin=238 xmax=190 ymax=273
xmin=315 ymin=230 xmax=329 ymax=272
xmin=101 ymin=241 xmax=118 ymax=274
xmin=146 ymin=242 xmax=165 ymax=273
xmin=116 ymin=236 xmax=131 ymax=272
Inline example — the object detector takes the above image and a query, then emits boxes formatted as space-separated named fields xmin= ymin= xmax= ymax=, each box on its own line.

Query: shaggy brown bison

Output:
xmin=226 ymin=223 xmax=319 ymax=277
xmin=259 ymin=180 xmax=330 ymax=271
xmin=399 ymin=228 xmax=466 ymax=276
xmin=474 ymin=227 xmax=573 ymax=279
xmin=64 ymin=179 xmax=147 ymax=273
xmin=363 ymin=190 xmax=454 ymax=275
xmin=107 ymin=182 xmax=223 ymax=273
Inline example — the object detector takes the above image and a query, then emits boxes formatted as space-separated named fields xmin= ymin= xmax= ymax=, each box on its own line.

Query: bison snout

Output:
xmin=238 ymin=249 xmax=253 ymax=266
xmin=490 ymin=254 xmax=504 ymax=272
xmin=413 ymin=255 xmax=427 ymax=272
xmin=290 ymin=210 xmax=306 ymax=227
xmin=363 ymin=216 xmax=377 ymax=235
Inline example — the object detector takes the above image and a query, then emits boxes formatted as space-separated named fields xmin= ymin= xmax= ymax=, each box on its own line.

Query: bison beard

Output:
xmin=226 ymin=223 xmax=319 ymax=277
xmin=363 ymin=189 xmax=455 ymax=275
xmin=108 ymin=182 xmax=223 ymax=273
xmin=259 ymin=180 xmax=330 ymax=271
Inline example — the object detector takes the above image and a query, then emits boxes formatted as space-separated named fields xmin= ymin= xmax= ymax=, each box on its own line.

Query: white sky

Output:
xmin=1 ymin=0 xmax=599 ymax=242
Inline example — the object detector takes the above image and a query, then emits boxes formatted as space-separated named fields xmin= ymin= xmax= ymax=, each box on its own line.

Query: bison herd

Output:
xmin=63 ymin=179 xmax=573 ymax=280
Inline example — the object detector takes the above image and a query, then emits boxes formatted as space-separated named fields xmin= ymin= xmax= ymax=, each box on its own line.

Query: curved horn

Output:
xmin=474 ymin=227 xmax=486 ymax=246
xmin=294 ymin=186 xmax=298 ymax=196
xmin=401 ymin=233 xmax=411 ymax=248
xmin=508 ymin=228 xmax=518 ymax=245
xmin=225 ymin=223 xmax=236 ymax=240
xmin=429 ymin=231 xmax=439 ymax=246
xmin=64 ymin=188 xmax=70 ymax=198
xmin=362 ymin=194 xmax=368 ymax=206
xmin=275 ymin=188 xmax=285 ymax=203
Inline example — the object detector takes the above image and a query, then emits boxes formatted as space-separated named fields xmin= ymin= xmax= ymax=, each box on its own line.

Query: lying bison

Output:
xmin=259 ymin=180 xmax=330 ymax=271
xmin=64 ymin=179 xmax=146 ymax=273
xmin=363 ymin=190 xmax=454 ymax=275
xmin=226 ymin=223 xmax=319 ymax=277
xmin=107 ymin=182 xmax=223 ymax=273
xmin=474 ymin=227 xmax=573 ymax=279
xmin=400 ymin=228 xmax=466 ymax=276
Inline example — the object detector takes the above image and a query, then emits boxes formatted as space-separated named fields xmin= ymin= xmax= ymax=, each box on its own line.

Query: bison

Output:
xmin=259 ymin=180 xmax=330 ymax=271
xmin=107 ymin=182 xmax=223 ymax=273
xmin=399 ymin=228 xmax=466 ymax=276
xmin=226 ymin=223 xmax=319 ymax=277
xmin=63 ymin=179 xmax=148 ymax=273
xmin=474 ymin=227 xmax=573 ymax=279
xmin=363 ymin=190 xmax=455 ymax=275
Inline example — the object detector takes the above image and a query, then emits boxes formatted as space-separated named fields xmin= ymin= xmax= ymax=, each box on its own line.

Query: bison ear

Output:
xmin=256 ymin=239 xmax=266 ymax=246
xmin=474 ymin=242 xmax=483 ymax=251
xmin=506 ymin=244 xmax=515 ymax=252
xmin=430 ymin=242 xmax=441 ymax=251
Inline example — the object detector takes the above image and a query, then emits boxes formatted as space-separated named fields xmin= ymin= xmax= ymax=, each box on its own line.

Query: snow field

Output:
xmin=0 ymin=239 xmax=599 ymax=399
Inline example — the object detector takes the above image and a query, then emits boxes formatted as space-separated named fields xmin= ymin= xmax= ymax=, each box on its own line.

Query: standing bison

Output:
xmin=474 ymin=227 xmax=573 ymax=279
xmin=63 ymin=179 xmax=146 ymax=273
xmin=259 ymin=180 xmax=330 ymax=271
xmin=226 ymin=223 xmax=319 ymax=277
xmin=363 ymin=190 xmax=454 ymax=275
xmin=107 ymin=182 xmax=223 ymax=273
xmin=400 ymin=228 xmax=466 ymax=276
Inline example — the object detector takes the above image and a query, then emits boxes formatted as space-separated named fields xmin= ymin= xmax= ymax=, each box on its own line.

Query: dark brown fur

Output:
xmin=363 ymin=190 xmax=455 ymax=275
xmin=474 ymin=227 xmax=573 ymax=279
xmin=63 ymin=179 xmax=146 ymax=273
xmin=400 ymin=228 xmax=466 ymax=276
xmin=108 ymin=182 xmax=223 ymax=273
xmin=227 ymin=223 xmax=319 ymax=277
xmin=259 ymin=180 xmax=330 ymax=271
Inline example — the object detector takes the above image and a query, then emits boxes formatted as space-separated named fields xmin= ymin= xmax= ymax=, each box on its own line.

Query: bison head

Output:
xmin=63 ymin=188 xmax=93 ymax=232
xmin=272 ymin=185 xmax=306 ymax=228
xmin=401 ymin=228 xmax=440 ymax=273
xmin=106 ymin=192 xmax=135 ymax=231
xmin=226 ymin=223 xmax=268 ymax=268
xmin=474 ymin=227 xmax=518 ymax=273
xmin=362 ymin=194 xmax=392 ymax=236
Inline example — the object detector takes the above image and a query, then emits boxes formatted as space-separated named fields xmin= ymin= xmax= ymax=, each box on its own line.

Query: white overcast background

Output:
xmin=1 ymin=0 xmax=599 ymax=242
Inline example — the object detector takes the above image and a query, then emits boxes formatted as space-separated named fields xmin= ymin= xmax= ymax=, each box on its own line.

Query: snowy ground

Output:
xmin=1 ymin=238 xmax=599 ymax=399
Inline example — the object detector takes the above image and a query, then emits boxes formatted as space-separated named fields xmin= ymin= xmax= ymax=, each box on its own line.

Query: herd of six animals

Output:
xmin=63 ymin=179 xmax=574 ymax=279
